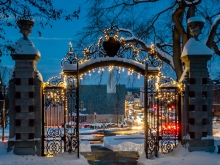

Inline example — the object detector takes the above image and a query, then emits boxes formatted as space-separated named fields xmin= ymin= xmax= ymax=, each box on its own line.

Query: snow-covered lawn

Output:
xmin=138 ymin=143 xmax=220 ymax=165
xmin=104 ymin=133 xmax=220 ymax=165
xmin=0 ymin=141 xmax=90 ymax=165
xmin=0 ymin=123 xmax=220 ymax=165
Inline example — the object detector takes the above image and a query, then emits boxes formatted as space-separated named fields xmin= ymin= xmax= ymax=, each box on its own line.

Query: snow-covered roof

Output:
xmin=181 ymin=38 xmax=213 ymax=57
xmin=62 ymin=57 xmax=160 ymax=72
xmin=187 ymin=16 xmax=205 ymax=23
xmin=13 ymin=37 xmax=41 ymax=57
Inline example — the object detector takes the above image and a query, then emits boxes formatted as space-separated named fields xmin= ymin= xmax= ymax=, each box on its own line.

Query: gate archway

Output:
xmin=42 ymin=26 xmax=181 ymax=158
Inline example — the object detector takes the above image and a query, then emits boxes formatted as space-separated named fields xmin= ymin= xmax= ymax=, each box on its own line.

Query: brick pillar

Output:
xmin=8 ymin=38 xmax=43 ymax=155
xmin=181 ymin=38 xmax=215 ymax=152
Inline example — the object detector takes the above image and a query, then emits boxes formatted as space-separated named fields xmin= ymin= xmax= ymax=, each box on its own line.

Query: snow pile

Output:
xmin=108 ymin=141 xmax=144 ymax=155
xmin=80 ymin=140 xmax=91 ymax=152
xmin=181 ymin=38 xmax=213 ymax=57
xmin=138 ymin=143 xmax=220 ymax=165
xmin=13 ymin=37 xmax=41 ymax=56
xmin=104 ymin=135 xmax=144 ymax=155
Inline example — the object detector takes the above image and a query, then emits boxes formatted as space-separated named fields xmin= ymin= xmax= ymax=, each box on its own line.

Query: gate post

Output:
xmin=181 ymin=76 xmax=189 ymax=145
xmin=180 ymin=16 xmax=215 ymax=152
xmin=8 ymin=18 xmax=43 ymax=155
xmin=144 ymin=64 xmax=148 ymax=158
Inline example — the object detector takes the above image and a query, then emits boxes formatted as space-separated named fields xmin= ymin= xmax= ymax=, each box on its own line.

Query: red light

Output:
xmin=162 ymin=124 xmax=179 ymax=130
xmin=153 ymin=105 xmax=157 ymax=110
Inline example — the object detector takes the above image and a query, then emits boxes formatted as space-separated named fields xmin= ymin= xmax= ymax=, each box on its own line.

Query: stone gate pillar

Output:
xmin=180 ymin=16 xmax=215 ymax=152
xmin=7 ymin=19 xmax=43 ymax=155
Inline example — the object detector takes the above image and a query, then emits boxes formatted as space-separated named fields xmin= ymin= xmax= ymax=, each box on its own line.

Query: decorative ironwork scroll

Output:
xmin=43 ymin=85 xmax=66 ymax=155
xmin=146 ymin=76 xmax=180 ymax=157
xmin=43 ymin=73 xmax=79 ymax=156
xmin=80 ymin=26 xmax=162 ymax=68
xmin=61 ymin=44 xmax=78 ymax=66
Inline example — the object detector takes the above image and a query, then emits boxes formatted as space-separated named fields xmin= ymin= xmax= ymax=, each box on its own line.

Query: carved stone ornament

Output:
xmin=17 ymin=19 xmax=34 ymax=40
xmin=187 ymin=16 xmax=205 ymax=41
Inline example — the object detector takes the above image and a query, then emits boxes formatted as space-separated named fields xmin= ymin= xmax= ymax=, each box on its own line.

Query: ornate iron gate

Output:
xmin=43 ymin=76 xmax=79 ymax=156
xmin=146 ymin=76 xmax=180 ymax=157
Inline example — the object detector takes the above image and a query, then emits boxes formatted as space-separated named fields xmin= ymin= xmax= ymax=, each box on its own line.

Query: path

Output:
xmin=81 ymin=145 xmax=139 ymax=165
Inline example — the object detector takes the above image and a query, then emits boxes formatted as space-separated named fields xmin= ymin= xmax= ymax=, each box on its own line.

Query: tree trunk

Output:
xmin=173 ymin=26 xmax=183 ymax=80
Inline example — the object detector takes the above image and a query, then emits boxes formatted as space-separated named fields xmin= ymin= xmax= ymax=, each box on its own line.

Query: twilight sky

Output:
xmin=1 ymin=0 xmax=220 ymax=86
xmin=1 ymin=0 xmax=147 ymax=87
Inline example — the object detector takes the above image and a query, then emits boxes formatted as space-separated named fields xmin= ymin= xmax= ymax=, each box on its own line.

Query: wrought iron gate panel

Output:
xmin=158 ymin=87 xmax=179 ymax=154
xmin=146 ymin=77 xmax=180 ymax=156
xmin=65 ymin=75 xmax=79 ymax=153
xmin=43 ymin=86 xmax=66 ymax=155
xmin=43 ymin=75 xmax=79 ymax=156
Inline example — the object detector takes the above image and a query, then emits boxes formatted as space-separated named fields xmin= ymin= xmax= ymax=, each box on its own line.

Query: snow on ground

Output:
xmin=104 ymin=123 xmax=220 ymax=165
xmin=138 ymin=143 xmax=220 ymax=165
xmin=80 ymin=140 xmax=91 ymax=152
xmin=0 ymin=141 xmax=90 ymax=165
xmin=0 ymin=122 xmax=220 ymax=165
xmin=104 ymin=135 xmax=144 ymax=155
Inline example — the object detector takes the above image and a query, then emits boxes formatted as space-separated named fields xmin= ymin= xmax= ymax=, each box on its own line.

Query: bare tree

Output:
xmin=75 ymin=0 xmax=220 ymax=80
xmin=0 ymin=63 xmax=11 ymax=87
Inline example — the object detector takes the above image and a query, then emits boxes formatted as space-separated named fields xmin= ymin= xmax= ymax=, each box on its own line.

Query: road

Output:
xmin=81 ymin=145 xmax=139 ymax=165
xmin=80 ymin=127 xmax=144 ymax=136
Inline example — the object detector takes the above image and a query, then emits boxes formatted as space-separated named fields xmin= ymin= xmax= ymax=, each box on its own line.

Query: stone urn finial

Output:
xmin=187 ymin=16 xmax=205 ymax=41
xmin=16 ymin=8 xmax=34 ymax=40
xmin=17 ymin=18 xmax=34 ymax=40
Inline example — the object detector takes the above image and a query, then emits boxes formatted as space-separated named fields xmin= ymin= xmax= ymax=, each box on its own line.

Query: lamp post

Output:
xmin=94 ymin=112 xmax=96 ymax=129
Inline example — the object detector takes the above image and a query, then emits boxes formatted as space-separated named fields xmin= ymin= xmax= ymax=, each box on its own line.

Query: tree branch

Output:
xmin=172 ymin=2 xmax=188 ymax=47
xmin=206 ymin=16 xmax=220 ymax=49
xmin=100 ymin=0 xmax=158 ymax=10
xmin=0 ymin=0 xmax=10 ymax=6
xmin=212 ymin=42 xmax=220 ymax=55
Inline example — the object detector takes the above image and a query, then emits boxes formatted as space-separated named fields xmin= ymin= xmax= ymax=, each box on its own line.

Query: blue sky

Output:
xmin=2 ymin=0 xmax=220 ymax=86
xmin=1 ymin=0 xmax=146 ymax=87
xmin=2 ymin=0 xmax=85 ymax=79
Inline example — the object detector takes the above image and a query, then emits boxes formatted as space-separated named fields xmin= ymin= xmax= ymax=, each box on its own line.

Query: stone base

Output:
xmin=8 ymin=140 xmax=42 ymax=156
xmin=14 ymin=147 xmax=35 ymax=155
xmin=7 ymin=141 xmax=14 ymax=152
xmin=188 ymin=139 xmax=215 ymax=152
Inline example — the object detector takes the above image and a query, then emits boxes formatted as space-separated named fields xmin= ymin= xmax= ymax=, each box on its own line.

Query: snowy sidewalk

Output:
xmin=0 ymin=142 xmax=90 ymax=165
